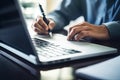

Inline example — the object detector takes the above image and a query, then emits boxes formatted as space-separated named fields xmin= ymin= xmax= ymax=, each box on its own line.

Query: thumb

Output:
xmin=48 ymin=19 xmax=55 ymax=30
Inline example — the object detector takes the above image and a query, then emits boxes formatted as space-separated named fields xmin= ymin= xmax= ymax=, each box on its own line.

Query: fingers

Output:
xmin=67 ymin=25 xmax=90 ymax=40
xmin=74 ymin=31 xmax=89 ymax=41
xmin=67 ymin=22 xmax=95 ymax=41
xmin=33 ymin=22 xmax=48 ymax=34
xmin=67 ymin=27 xmax=79 ymax=40
xmin=69 ymin=22 xmax=85 ymax=33
xmin=67 ymin=22 xmax=110 ymax=41
xmin=32 ymin=16 xmax=55 ymax=35
xmin=37 ymin=16 xmax=48 ymax=30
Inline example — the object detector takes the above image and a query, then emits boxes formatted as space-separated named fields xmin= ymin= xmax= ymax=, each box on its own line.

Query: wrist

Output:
xmin=100 ymin=25 xmax=110 ymax=40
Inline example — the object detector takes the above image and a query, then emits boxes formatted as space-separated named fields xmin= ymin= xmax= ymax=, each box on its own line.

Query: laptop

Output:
xmin=0 ymin=0 xmax=118 ymax=68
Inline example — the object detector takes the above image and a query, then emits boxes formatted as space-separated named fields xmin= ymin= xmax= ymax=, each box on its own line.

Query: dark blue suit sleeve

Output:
xmin=103 ymin=21 xmax=120 ymax=40
xmin=48 ymin=0 xmax=83 ymax=31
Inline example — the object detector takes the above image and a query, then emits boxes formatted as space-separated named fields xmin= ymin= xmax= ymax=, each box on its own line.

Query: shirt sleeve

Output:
xmin=103 ymin=21 xmax=120 ymax=40
xmin=47 ymin=0 xmax=82 ymax=31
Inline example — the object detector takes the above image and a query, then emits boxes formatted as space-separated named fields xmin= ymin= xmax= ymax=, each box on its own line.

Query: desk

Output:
xmin=0 ymin=54 xmax=40 ymax=80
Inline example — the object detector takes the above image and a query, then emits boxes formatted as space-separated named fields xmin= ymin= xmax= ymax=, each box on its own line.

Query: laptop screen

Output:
xmin=0 ymin=0 xmax=35 ymax=55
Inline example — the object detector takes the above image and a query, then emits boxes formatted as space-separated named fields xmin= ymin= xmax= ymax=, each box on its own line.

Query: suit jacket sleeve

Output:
xmin=48 ymin=0 xmax=82 ymax=31
xmin=103 ymin=21 xmax=120 ymax=40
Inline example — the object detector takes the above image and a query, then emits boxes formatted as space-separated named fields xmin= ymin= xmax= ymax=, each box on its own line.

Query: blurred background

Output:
xmin=19 ymin=0 xmax=62 ymax=19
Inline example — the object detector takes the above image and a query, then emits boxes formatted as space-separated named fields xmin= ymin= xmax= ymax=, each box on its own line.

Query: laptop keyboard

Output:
xmin=33 ymin=38 xmax=81 ymax=58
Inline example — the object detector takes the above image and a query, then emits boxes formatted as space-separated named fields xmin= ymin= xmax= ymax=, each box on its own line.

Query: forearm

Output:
xmin=103 ymin=21 xmax=120 ymax=40
xmin=48 ymin=11 xmax=70 ymax=31
xmin=47 ymin=0 xmax=82 ymax=32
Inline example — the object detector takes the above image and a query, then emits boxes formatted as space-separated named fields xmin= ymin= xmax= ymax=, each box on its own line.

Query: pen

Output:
xmin=39 ymin=4 xmax=52 ymax=36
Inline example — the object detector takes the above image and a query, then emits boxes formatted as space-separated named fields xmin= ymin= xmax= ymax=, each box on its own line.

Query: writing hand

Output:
xmin=32 ymin=16 xmax=55 ymax=35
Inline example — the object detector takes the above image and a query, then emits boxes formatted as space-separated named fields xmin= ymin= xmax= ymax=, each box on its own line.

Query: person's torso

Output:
xmin=80 ymin=0 xmax=120 ymax=25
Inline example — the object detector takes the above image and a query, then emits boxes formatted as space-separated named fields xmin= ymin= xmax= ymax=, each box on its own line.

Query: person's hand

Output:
xmin=67 ymin=22 xmax=110 ymax=41
xmin=32 ymin=16 xmax=55 ymax=35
